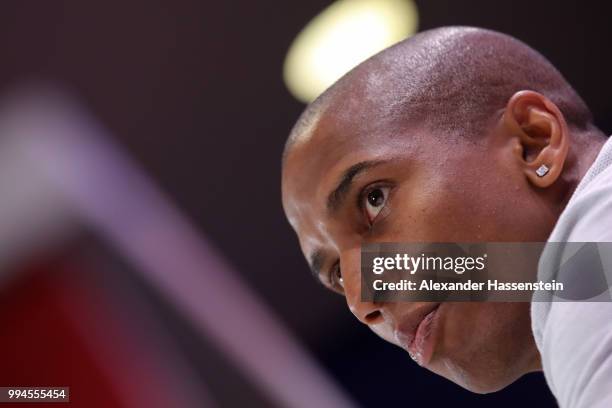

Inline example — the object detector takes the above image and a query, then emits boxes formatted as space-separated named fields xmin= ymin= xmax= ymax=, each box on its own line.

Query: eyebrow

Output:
xmin=326 ymin=160 xmax=384 ymax=214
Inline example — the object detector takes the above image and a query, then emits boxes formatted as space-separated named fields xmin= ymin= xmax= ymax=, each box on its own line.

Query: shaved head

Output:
xmin=281 ymin=26 xmax=605 ymax=393
xmin=285 ymin=26 xmax=593 ymax=158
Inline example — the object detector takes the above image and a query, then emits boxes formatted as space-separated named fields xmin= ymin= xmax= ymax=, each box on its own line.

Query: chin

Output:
xmin=427 ymin=302 xmax=538 ymax=393
xmin=431 ymin=357 xmax=527 ymax=394
xmin=456 ymin=377 xmax=516 ymax=395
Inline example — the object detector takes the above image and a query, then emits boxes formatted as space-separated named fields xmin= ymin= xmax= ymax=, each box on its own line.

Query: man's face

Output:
xmin=281 ymin=107 xmax=552 ymax=392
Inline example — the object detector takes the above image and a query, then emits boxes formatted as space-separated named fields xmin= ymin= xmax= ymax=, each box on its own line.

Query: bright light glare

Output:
xmin=284 ymin=0 xmax=418 ymax=103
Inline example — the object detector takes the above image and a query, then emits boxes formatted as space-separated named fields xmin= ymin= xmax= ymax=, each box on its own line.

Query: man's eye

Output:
xmin=363 ymin=186 xmax=390 ymax=223
xmin=331 ymin=263 xmax=344 ymax=290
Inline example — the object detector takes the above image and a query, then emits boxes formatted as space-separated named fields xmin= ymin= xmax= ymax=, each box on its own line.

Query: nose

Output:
xmin=340 ymin=248 xmax=385 ymax=325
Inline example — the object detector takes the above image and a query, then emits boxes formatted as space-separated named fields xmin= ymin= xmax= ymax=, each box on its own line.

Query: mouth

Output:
xmin=396 ymin=303 xmax=441 ymax=367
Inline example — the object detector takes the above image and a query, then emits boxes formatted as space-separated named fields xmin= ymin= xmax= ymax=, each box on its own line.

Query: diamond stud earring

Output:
xmin=536 ymin=164 xmax=550 ymax=177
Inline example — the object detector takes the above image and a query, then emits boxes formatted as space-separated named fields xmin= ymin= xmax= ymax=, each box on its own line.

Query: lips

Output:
xmin=395 ymin=303 xmax=441 ymax=366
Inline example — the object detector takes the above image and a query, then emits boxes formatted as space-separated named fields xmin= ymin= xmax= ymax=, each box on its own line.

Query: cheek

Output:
xmin=434 ymin=303 xmax=532 ymax=370
xmin=379 ymin=178 xmax=495 ymax=241
xmin=387 ymin=167 xmax=545 ymax=242
xmin=441 ymin=303 xmax=525 ymax=343
xmin=437 ymin=303 xmax=485 ymax=354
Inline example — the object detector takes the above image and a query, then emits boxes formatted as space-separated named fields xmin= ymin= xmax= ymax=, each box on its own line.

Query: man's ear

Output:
xmin=502 ymin=90 xmax=570 ymax=188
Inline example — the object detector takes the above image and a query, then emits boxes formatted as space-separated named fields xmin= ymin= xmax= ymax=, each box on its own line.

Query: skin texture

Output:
xmin=281 ymin=27 xmax=607 ymax=393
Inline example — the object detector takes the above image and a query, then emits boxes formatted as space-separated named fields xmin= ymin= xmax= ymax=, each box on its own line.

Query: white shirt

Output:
xmin=532 ymin=135 xmax=612 ymax=407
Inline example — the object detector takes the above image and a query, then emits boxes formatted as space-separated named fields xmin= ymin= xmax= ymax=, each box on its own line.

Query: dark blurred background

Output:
xmin=0 ymin=1 xmax=610 ymax=407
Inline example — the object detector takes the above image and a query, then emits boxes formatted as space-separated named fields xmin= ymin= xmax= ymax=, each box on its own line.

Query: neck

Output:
xmin=578 ymin=128 xmax=607 ymax=176
xmin=559 ymin=127 xmax=607 ymax=208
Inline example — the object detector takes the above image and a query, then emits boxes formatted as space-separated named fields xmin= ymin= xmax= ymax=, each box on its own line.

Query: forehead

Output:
xmin=285 ymin=90 xmax=404 ymax=183
xmin=284 ymin=106 xmax=379 ymax=196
